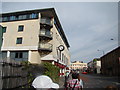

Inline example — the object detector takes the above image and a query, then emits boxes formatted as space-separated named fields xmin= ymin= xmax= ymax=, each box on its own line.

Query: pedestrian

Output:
xmin=77 ymin=74 xmax=84 ymax=89
xmin=64 ymin=71 xmax=69 ymax=88
xmin=66 ymin=73 xmax=82 ymax=90
xmin=66 ymin=71 xmax=69 ymax=78
xmin=32 ymin=75 xmax=59 ymax=90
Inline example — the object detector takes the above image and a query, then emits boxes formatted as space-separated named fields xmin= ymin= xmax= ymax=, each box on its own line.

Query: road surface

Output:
xmin=80 ymin=73 xmax=120 ymax=88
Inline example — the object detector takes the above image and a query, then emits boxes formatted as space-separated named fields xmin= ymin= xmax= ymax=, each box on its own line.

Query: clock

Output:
xmin=58 ymin=45 xmax=64 ymax=51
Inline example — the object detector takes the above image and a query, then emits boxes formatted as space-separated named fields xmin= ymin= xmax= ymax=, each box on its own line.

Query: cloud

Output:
xmin=1 ymin=2 xmax=118 ymax=63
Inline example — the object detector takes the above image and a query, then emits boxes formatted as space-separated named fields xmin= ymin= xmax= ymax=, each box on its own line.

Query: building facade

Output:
xmin=70 ymin=61 xmax=87 ymax=72
xmin=0 ymin=25 xmax=3 ymax=60
xmin=101 ymin=46 xmax=120 ymax=76
xmin=87 ymin=61 xmax=94 ymax=73
xmin=93 ymin=58 xmax=101 ymax=74
xmin=87 ymin=58 xmax=101 ymax=74
xmin=0 ymin=8 xmax=70 ymax=75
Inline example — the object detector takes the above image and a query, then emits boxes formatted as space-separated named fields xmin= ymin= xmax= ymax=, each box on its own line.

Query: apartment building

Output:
xmin=101 ymin=47 xmax=120 ymax=76
xmin=0 ymin=8 xmax=70 ymax=75
xmin=70 ymin=61 xmax=87 ymax=72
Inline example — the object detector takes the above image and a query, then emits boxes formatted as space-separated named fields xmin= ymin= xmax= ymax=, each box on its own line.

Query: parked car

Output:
xmin=82 ymin=71 xmax=87 ymax=74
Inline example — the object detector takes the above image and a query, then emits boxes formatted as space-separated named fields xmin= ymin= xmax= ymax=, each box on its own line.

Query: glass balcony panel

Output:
xmin=39 ymin=43 xmax=52 ymax=51
xmin=40 ymin=29 xmax=52 ymax=38
xmin=40 ymin=29 xmax=46 ymax=35
xmin=41 ymin=18 xmax=53 ymax=26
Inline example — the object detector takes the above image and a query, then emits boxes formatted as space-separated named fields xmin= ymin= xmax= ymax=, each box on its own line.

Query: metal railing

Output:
xmin=38 ymin=43 xmax=52 ymax=51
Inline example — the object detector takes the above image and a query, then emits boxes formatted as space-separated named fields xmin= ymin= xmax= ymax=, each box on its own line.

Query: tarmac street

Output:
xmin=59 ymin=73 xmax=120 ymax=89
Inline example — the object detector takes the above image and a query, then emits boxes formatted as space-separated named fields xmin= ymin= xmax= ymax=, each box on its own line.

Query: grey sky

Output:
xmin=1 ymin=2 xmax=118 ymax=63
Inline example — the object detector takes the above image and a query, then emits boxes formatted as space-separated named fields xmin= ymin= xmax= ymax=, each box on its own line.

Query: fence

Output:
xmin=0 ymin=58 xmax=30 ymax=89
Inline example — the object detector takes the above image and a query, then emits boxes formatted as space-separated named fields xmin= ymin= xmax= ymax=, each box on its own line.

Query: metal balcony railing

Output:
xmin=38 ymin=43 xmax=52 ymax=52
xmin=40 ymin=18 xmax=53 ymax=26
xmin=39 ymin=29 xmax=53 ymax=39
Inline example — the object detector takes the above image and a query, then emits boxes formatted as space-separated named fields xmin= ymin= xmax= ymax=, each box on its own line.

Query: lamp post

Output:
xmin=97 ymin=49 xmax=105 ymax=56
xmin=58 ymin=45 xmax=65 ymax=77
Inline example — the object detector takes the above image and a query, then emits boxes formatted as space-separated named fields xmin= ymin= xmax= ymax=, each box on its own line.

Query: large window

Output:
xmin=10 ymin=51 xmax=28 ymax=61
xmin=18 ymin=25 xmax=24 ymax=32
xmin=16 ymin=37 xmax=22 ymax=44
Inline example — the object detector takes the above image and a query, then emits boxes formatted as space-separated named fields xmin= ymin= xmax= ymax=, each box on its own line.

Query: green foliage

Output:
xmin=42 ymin=62 xmax=60 ymax=83
xmin=21 ymin=61 xmax=60 ymax=87
xmin=93 ymin=59 xmax=97 ymax=62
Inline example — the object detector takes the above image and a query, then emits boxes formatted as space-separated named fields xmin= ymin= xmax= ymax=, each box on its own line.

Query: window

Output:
xmin=2 ymin=27 xmax=7 ymax=33
xmin=15 ymin=52 xmax=23 ymax=58
xmin=62 ymin=53 xmax=64 ymax=62
xmin=10 ymin=51 xmax=28 ymax=61
xmin=22 ymin=15 xmax=27 ymax=19
xmin=0 ymin=17 xmax=2 ymax=22
xmin=16 ymin=37 xmax=22 ymax=44
xmin=18 ymin=15 xmax=23 ymax=20
xmin=30 ymin=13 xmax=38 ymax=18
xmin=2 ymin=51 xmax=7 ymax=59
xmin=2 ymin=17 xmax=8 ymax=21
xmin=10 ymin=16 xmax=16 ymax=20
xmin=18 ymin=25 xmax=24 ymax=32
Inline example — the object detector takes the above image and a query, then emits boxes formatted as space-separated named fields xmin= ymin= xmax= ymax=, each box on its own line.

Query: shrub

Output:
xmin=42 ymin=62 xmax=60 ymax=83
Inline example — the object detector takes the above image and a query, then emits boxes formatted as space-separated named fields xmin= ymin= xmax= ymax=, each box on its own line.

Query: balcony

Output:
xmin=39 ymin=29 xmax=53 ymax=40
xmin=40 ymin=18 xmax=53 ymax=27
xmin=38 ymin=43 xmax=52 ymax=52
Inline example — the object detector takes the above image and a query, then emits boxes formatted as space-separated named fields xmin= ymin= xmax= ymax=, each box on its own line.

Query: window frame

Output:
xmin=15 ymin=52 xmax=23 ymax=58
xmin=18 ymin=25 xmax=24 ymax=32
xmin=16 ymin=37 xmax=23 ymax=44
xmin=2 ymin=27 xmax=7 ymax=33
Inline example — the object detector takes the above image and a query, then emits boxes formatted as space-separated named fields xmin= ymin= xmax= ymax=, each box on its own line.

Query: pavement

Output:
xmin=58 ymin=76 xmax=65 ymax=88
xmin=58 ymin=75 xmax=72 ymax=88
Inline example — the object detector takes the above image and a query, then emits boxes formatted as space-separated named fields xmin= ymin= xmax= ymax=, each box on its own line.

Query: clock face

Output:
xmin=58 ymin=45 xmax=64 ymax=51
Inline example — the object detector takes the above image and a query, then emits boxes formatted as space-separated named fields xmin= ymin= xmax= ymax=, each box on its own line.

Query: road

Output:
xmin=79 ymin=73 xmax=120 ymax=88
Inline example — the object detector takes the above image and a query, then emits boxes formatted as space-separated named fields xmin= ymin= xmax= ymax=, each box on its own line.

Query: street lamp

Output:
xmin=97 ymin=49 xmax=105 ymax=56
xmin=97 ymin=39 xmax=114 ymax=56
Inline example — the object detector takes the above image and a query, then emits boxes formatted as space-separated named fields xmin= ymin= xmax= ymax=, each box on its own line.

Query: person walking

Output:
xmin=66 ymin=73 xmax=82 ymax=90
xmin=64 ymin=71 xmax=70 ymax=88
xmin=77 ymin=74 xmax=84 ymax=89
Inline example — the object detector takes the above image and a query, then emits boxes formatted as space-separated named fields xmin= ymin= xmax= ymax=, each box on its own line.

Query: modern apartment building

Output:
xmin=70 ymin=61 xmax=87 ymax=72
xmin=0 ymin=8 xmax=70 ymax=75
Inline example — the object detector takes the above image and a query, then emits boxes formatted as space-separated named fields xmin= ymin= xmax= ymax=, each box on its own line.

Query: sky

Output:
xmin=1 ymin=1 xmax=119 ymax=63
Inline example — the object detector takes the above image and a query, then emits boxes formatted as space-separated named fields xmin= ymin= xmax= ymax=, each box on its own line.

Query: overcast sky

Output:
xmin=1 ymin=2 xmax=119 ymax=63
